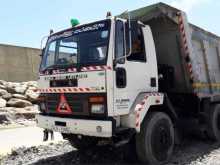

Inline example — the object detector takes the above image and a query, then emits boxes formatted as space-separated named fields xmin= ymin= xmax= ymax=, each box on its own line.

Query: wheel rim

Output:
xmin=151 ymin=119 xmax=173 ymax=162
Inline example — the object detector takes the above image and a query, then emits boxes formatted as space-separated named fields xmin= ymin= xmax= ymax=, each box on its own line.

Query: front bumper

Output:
xmin=36 ymin=114 xmax=112 ymax=137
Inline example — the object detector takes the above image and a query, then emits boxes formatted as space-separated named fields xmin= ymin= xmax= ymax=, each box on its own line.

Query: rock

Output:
xmin=0 ymin=98 xmax=6 ymax=108
xmin=0 ymin=107 xmax=14 ymax=112
xmin=5 ymin=82 xmax=16 ymax=93
xmin=5 ymin=82 xmax=28 ymax=94
xmin=25 ymin=89 xmax=39 ymax=102
xmin=0 ymin=89 xmax=8 ymax=96
xmin=0 ymin=112 xmax=10 ymax=124
xmin=0 ymin=81 xmax=39 ymax=127
xmin=13 ymin=108 xmax=27 ymax=114
xmin=27 ymin=86 xmax=38 ymax=91
xmin=14 ymin=85 xmax=27 ymax=94
xmin=2 ymin=93 xmax=12 ymax=100
xmin=0 ymin=84 xmax=6 ymax=90
xmin=0 ymin=80 xmax=6 ymax=86
xmin=7 ymin=98 xmax=32 ymax=108
xmin=26 ymin=81 xmax=38 ymax=88
xmin=13 ymin=94 xmax=27 ymax=100
xmin=25 ymin=105 xmax=39 ymax=113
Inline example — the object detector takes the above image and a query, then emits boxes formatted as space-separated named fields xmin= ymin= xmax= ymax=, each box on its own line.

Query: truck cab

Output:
xmin=36 ymin=16 xmax=165 ymax=163
xmin=37 ymin=17 xmax=158 ymax=132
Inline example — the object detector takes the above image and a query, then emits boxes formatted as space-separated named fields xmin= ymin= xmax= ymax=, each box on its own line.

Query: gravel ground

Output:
xmin=1 ymin=137 xmax=220 ymax=165
xmin=0 ymin=142 xmax=73 ymax=165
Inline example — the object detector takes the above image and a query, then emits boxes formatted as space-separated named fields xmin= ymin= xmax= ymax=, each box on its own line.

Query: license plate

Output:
xmin=52 ymin=126 xmax=71 ymax=133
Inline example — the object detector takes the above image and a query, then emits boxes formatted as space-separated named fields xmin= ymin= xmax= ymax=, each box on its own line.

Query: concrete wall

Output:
xmin=0 ymin=44 xmax=41 ymax=82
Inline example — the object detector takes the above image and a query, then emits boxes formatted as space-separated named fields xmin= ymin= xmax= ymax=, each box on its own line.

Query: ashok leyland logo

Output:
xmin=56 ymin=93 xmax=72 ymax=114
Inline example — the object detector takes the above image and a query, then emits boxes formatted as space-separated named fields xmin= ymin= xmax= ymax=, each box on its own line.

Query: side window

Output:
xmin=42 ymin=41 xmax=56 ymax=69
xmin=115 ymin=20 xmax=125 ymax=60
xmin=127 ymin=24 xmax=146 ymax=62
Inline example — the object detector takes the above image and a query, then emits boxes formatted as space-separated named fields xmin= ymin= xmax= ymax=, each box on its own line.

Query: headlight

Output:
xmin=91 ymin=104 xmax=105 ymax=114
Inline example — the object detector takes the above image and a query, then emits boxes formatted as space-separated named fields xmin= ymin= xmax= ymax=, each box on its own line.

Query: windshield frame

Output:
xmin=40 ymin=19 xmax=111 ymax=72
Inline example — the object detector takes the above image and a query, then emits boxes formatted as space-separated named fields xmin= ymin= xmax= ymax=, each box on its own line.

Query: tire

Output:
xmin=64 ymin=134 xmax=98 ymax=151
xmin=136 ymin=112 xmax=174 ymax=165
xmin=206 ymin=104 xmax=220 ymax=141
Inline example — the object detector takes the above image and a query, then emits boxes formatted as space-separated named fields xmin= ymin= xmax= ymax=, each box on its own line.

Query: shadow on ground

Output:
xmin=32 ymin=136 xmax=220 ymax=165
xmin=33 ymin=144 xmax=138 ymax=165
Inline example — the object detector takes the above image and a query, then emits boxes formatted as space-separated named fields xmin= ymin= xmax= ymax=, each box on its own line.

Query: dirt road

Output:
xmin=0 ymin=126 xmax=63 ymax=155
xmin=1 ymin=135 xmax=220 ymax=165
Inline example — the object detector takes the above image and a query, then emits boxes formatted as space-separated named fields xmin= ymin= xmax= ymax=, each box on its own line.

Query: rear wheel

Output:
xmin=136 ymin=112 xmax=174 ymax=165
xmin=206 ymin=104 xmax=220 ymax=141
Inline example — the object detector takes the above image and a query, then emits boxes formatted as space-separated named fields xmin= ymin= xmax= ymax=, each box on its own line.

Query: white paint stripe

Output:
xmin=39 ymin=87 xmax=102 ymax=93
xmin=81 ymin=66 xmax=112 ymax=71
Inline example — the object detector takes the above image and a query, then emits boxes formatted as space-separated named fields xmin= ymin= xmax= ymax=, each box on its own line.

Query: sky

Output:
xmin=0 ymin=0 xmax=219 ymax=49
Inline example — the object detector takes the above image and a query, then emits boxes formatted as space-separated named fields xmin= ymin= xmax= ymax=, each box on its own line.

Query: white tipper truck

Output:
xmin=36 ymin=3 xmax=220 ymax=164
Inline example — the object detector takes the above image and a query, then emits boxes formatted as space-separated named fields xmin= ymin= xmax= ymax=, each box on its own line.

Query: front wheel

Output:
xmin=136 ymin=112 xmax=174 ymax=165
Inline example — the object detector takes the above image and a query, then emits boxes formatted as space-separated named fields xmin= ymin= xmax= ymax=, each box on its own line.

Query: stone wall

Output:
xmin=0 ymin=44 xmax=41 ymax=82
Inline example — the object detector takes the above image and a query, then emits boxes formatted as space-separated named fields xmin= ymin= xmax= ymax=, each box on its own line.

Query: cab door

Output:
xmin=113 ymin=20 xmax=158 ymax=116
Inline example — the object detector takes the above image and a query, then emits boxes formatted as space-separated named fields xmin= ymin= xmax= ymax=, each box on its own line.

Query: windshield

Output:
xmin=40 ymin=20 xmax=110 ymax=71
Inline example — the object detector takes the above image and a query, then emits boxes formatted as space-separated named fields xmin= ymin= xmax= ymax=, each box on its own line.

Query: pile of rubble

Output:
xmin=0 ymin=80 xmax=39 ymax=125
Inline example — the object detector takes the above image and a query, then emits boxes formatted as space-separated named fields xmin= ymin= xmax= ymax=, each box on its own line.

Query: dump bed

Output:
xmin=120 ymin=3 xmax=220 ymax=95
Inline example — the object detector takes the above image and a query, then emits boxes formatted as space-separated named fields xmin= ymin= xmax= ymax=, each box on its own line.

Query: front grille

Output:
xmin=65 ymin=94 xmax=84 ymax=113
xmin=45 ymin=93 xmax=89 ymax=116
xmin=40 ymin=93 xmax=107 ymax=117
xmin=46 ymin=94 xmax=59 ymax=112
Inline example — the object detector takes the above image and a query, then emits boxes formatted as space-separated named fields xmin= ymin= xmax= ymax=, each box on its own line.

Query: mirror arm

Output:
xmin=40 ymin=48 xmax=45 ymax=58
xmin=40 ymin=35 xmax=49 ymax=49
xmin=113 ymin=56 xmax=125 ymax=69
xmin=127 ymin=11 xmax=132 ymax=58
xmin=114 ymin=12 xmax=134 ymax=67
